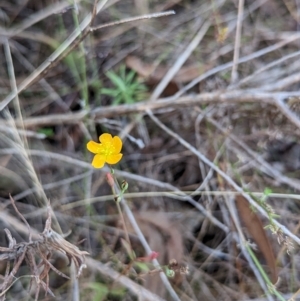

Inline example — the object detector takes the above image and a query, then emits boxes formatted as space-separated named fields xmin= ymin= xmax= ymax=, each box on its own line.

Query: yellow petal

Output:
xmin=87 ymin=141 xmax=104 ymax=154
xmin=92 ymin=154 xmax=106 ymax=168
xmin=106 ymin=153 xmax=123 ymax=165
xmin=112 ymin=136 xmax=122 ymax=154
xmin=99 ymin=133 xmax=113 ymax=144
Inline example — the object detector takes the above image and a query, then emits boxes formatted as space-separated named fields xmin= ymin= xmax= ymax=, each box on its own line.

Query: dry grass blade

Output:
xmin=230 ymin=0 xmax=244 ymax=83
xmin=150 ymin=20 xmax=210 ymax=100
xmin=235 ymin=195 xmax=277 ymax=283
xmin=126 ymin=55 xmax=204 ymax=83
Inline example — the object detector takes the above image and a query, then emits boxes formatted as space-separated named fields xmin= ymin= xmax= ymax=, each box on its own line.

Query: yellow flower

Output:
xmin=87 ymin=133 xmax=123 ymax=168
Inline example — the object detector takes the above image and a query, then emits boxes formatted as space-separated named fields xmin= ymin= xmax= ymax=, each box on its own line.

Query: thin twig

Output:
xmin=150 ymin=20 xmax=210 ymax=100
xmin=90 ymin=11 xmax=175 ymax=32
xmin=60 ymin=190 xmax=300 ymax=211
xmin=257 ymin=71 xmax=300 ymax=92
xmin=9 ymin=194 xmax=32 ymax=242
xmin=9 ymin=171 xmax=92 ymax=204
xmin=236 ymin=50 xmax=300 ymax=88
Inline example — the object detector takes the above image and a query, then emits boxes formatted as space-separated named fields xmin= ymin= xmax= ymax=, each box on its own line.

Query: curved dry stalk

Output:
xmin=3 ymin=38 xmax=21 ymax=121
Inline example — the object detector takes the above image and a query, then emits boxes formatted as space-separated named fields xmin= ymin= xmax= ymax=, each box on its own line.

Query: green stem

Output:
xmin=246 ymin=244 xmax=285 ymax=301
xmin=110 ymin=170 xmax=132 ymax=253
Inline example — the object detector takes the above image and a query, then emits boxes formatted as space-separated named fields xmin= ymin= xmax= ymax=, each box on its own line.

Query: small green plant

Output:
xmin=101 ymin=65 xmax=148 ymax=105
xmin=37 ymin=127 xmax=54 ymax=137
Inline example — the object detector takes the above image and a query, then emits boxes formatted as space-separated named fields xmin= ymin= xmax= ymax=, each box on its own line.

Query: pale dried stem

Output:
xmin=236 ymin=50 xmax=300 ymax=88
xmin=4 ymin=90 xmax=300 ymax=127
xmin=150 ymin=20 xmax=210 ymax=100
xmin=90 ymin=11 xmax=175 ymax=32
xmin=225 ymin=198 xmax=273 ymax=300
xmin=257 ymin=71 xmax=300 ymax=91
xmin=3 ymin=39 xmax=22 ymax=122
xmin=231 ymin=0 xmax=244 ymax=83
xmin=9 ymin=171 xmax=92 ymax=204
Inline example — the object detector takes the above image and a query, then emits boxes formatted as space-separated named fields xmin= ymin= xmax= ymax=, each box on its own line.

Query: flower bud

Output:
xmin=106 ymin=172 xmax=114 ymax=187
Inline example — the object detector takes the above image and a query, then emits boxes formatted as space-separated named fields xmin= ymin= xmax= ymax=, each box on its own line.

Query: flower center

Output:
xmin=104 ymin=143 xmax=115 ymax=156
